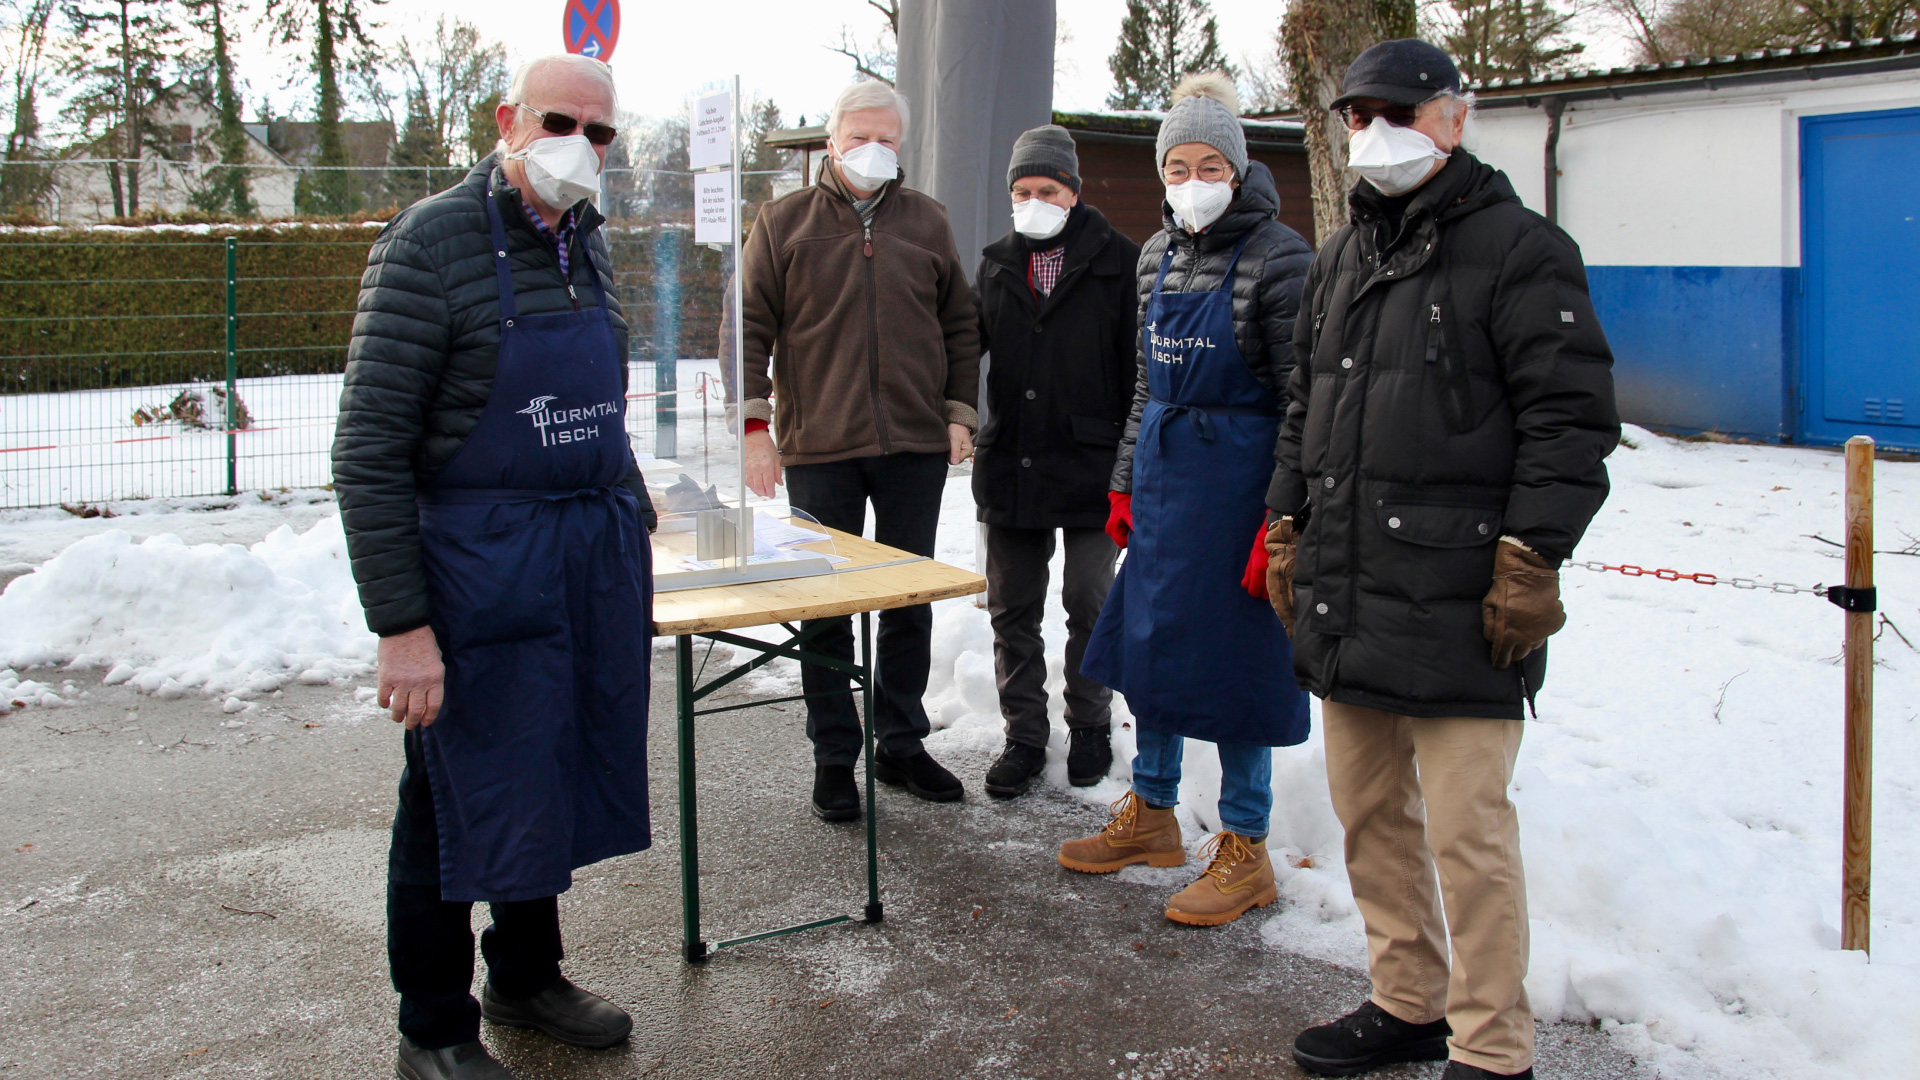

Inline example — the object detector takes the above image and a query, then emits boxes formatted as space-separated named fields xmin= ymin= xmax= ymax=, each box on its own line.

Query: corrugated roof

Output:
xmin=1470 ymin=33 xmax=1920 ymax=98
xmin=767 ymin=109 xmax=1303 ymax=149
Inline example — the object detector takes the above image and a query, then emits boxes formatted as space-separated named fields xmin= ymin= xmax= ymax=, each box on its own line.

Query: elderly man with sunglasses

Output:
xmin=1266 ymin=40 xmax=1619 ymax=1080
xmin=334 ymin=53 xmax=653 ymax=1080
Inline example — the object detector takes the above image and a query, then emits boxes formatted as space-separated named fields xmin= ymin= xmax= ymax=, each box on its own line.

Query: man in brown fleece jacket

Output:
xmin=738 ymin=79 xmax=981 ymax=822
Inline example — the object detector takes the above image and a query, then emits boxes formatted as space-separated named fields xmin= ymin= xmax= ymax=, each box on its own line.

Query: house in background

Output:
xmin=53 ymin=82 xmax=298 ymax=222
xmin=250 ymin=118 xmax=396 ymax=212
xmin=765 ymin=110 xmax=1316 ymax=248
xmin=1468 ymin=35 xmax=1920 ymax=450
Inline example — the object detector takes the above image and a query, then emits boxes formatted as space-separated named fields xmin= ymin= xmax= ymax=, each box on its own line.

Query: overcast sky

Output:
xmin=228 ymin=0 xmax=1633 ymax=128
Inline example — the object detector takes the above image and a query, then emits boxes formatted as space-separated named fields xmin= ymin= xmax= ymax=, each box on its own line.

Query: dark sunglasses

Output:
xmin=519 ymin=103 xmax=618 ymax=146
xmin=1336 ymin=101 xmax=1425 ymax=131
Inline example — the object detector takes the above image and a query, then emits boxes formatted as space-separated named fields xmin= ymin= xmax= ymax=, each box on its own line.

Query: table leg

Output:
xmin=677 ymin=634 xmax=707 ymax=962
xmin=861 ymin=610 xmax=882 ymax=924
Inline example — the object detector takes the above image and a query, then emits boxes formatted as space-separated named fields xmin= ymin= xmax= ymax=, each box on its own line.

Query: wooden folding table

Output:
xmin=650 ymin=523 xmax=984 ymax=962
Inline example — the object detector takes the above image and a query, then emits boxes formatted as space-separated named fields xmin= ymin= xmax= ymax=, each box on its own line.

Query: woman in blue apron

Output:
xmin=386 ymin=177 xmax=653 ymax=1061
xmin=1061 ymin=74 xmax=1315 ymax=928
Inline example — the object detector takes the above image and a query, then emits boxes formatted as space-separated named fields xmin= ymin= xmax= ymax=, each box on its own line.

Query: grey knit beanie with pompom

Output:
xmin=1154 ymin=72 xmax=1247 ymax=179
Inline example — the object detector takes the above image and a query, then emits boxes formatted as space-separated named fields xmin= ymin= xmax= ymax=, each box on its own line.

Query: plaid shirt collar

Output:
xmin=519 ymin=196 xmax=578 ymax=280
xmin=1029 ymin=245 xmax=1067 ymax=298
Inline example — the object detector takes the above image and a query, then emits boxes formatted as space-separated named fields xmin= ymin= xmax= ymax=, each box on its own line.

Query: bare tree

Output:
xmin=1280 ymin=0 xmax=1417 ymax=244
xmin=826 ymin=0 xmax=899 ymax=85
xmin=1 ymin=0 xmax=57 ymax=215
xmin=395 ymin=17 xmax=506 ymax=167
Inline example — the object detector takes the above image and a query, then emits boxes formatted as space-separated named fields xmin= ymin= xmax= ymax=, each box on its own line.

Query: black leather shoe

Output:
xmin=1442 ymin=1062 xmax=1533 ymax=1079
xmin=812 ymin=764 xmax=861 ymax=822
xmin=873 ymin=745 xmax=963 ymax=802
xmin=1066 ymin=727 xmax=1113 ymax=787
xmin=984 ymin=740 xmax=1047 ymax=798
xmin=1293 ymin=1000 xmax=1451 ymax=1076
xmin=480 ymin=978 xmax=631 ymax=1049
xmin=396 ymin=1037 xmax=516 ymax=1080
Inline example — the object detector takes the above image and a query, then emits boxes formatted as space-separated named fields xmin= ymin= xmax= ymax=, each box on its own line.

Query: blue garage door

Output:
xmin=1801 ymin=107 xmax=1920 ymax=447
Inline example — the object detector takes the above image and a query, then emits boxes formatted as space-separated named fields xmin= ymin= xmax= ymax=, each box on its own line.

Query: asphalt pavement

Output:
xmin=0 ymin=654 xmax=1656 ymax=1080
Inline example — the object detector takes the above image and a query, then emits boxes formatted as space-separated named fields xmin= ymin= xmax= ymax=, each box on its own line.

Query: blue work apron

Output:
xmin=413 ymin=191 xmax=653 ymax=903
xmin=1081 ymin=232 xmax=1310 ymax=747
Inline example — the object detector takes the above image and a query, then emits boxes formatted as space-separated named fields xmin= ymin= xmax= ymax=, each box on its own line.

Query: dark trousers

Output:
xmin=388 ymin=728 xmax=563 ymax=1049
xmin=985 ymin=524 xmax=1118 ymax=748
xmin=784 ymin=451 xmax=948 ymax=766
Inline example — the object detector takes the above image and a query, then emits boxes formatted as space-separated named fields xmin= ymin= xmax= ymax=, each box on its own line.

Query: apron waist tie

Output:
xmin=419 ymin=485 xmax=621 ymax=505
xmin=1152 ymin=401 xmax=1279 ymax=442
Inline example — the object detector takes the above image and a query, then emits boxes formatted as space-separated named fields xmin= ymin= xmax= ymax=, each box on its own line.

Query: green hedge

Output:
xmin=0 ymin=221 xmax=731 ymax=396
xmin=0 ymin=225 xmax=380 ymax=394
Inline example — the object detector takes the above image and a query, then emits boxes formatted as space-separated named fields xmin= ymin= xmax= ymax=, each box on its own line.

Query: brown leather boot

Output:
xmin=1164 ymin=831 xmax=1277 ymax=926
xmin=1057 ymin=791 xmax=1185 ymax=873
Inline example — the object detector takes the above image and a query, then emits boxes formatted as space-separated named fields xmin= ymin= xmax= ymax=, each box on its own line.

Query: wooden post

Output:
xmin=1842 ymin=435 xmax=1874 ymax=953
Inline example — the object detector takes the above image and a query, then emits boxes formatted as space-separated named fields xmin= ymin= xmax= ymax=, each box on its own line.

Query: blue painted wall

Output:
xmin=1584 ymin=265 xmax=1793 ymax=442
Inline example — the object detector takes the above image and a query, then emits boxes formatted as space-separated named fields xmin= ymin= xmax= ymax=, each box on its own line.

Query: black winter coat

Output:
xmin=974 ymin=204 xmax=1141 ymax=530
xmin=331 ymin=157 xmax=656 ymax=638
xmin=1111 ymin=160 xmax=1314 ymax=493
xmin=1269 ymin=151 xmax=1619 ymax=720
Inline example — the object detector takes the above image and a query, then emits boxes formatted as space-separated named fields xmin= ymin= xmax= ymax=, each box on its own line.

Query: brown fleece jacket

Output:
xmin=739 ymin=161 xmax=981 ymax=466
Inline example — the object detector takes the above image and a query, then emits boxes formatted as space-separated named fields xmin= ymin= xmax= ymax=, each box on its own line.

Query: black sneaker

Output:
xmin=481 ymin=977 xmax=632 ymax=1049
xmin=812 ymin=764 xmax=861 ymax=822
xmin=1066 ymin=726 xmax=1112 ymax=787
xmin=984 ymin=740 xmax=1047 ymax=798
xmin=1442 ymin=1062 xmax=1533 ymax=1079
xmin=1293 ymin=1000 xmax=1451 ymax=1076
xmin=873 ymin=745 xmax=963 ymax=802
xmin=396 ymin=1038 xmax=517 ymax=1080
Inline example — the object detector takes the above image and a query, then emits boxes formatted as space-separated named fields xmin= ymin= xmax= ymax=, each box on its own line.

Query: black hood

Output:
xmin=1161 ymin=159 xmax=1281 ymax=250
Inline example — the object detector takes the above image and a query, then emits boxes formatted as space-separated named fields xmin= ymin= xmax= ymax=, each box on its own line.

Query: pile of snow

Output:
xmin=0 ymin=515 xmax=373 ymax=707
xmin=920 ymin=426 xmax=1920 ymax=1080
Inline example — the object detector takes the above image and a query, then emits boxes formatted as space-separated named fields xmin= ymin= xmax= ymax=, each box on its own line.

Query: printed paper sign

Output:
xmin=694 ymin=170 xmax=734 ymax=244
xmin=689 ymin=90 xmax=733 ymax=170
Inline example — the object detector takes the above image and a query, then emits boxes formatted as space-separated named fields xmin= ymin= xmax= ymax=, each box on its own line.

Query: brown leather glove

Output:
xmin=1264 ymin=516 xmax=1299 ymax=638
xmin=1482 ymin=538 xmax=1567 ymax=669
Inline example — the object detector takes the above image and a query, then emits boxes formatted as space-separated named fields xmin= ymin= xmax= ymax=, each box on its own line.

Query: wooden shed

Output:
xmin=765 ymin=109 xmax=1314 ymax=249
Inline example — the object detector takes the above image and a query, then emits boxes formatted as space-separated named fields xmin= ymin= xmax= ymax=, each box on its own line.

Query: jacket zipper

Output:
xmin=864 ymin=221 xmax=892 ymax=453
xmin=564 ymin=232 xmax=581 ymax=310
xmin=1426 ymin=302 xmax=1474 ymax=432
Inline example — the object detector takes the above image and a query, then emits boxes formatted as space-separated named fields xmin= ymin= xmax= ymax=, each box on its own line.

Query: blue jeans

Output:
xmin=1130 ymin=727 xmax=1273 ymax=840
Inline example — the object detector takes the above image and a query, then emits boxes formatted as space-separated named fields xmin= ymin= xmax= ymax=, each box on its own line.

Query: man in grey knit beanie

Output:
xmin=1007 ymin=124 xmax=1082 ymax=192
xmin=1154 ymin=71 xmax=1247 ymax=175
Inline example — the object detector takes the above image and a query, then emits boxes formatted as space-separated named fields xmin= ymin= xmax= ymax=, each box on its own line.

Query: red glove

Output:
xmin=1241 ymin=521 xmax=1269 ymax=599
xmin=1105 ymin=492 xmax=1133 ymax=549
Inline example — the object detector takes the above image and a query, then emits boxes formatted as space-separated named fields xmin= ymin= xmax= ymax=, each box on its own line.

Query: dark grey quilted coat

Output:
xmin=331 ymin=156 xmax=655 ymax=638
xmin=1109 ymin=160 xmax=1314 ymax=492
xmin=1269 ymin=151 xmax=1619 ymax=720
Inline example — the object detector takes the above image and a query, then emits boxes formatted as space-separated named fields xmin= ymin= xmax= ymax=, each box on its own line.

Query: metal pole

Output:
xmin=862 ymin=610 xmax=882 ymax=923
xmin=224 ymin=236 xmax=238 ymax=496
xmin=677 ymin=635 xmax=707 ymax=962
xmin=1842 ymin=434 xmax=1874 ymax=953
xmin=730 ymin=73 xmax=748 ymax=564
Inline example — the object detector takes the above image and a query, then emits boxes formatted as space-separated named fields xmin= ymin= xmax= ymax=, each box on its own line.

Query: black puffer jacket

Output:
xmin=974 ymin=203 xmax=1140 ymax=529
xmin=1269 ymin=151 xmax=1619 ymax=720
xmin=1111 ymin=160 xmax=1314 ymax=492
xmin=332 ymin=156 xmax=655 ymax=638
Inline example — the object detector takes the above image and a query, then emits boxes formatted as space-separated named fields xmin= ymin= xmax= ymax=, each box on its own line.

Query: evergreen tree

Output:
xmin=464 ymin=90 xmax=501 ymax=165
xmin=266 ymin=0 xmax=378 ymax=215
xmin=183 ymin=0 xmax=252 ymax=216
xmin=740 ymin=96 xmax=791 ymax=212
xmin=1106 ymin=0 xmax=1235 ymax=111
xmin=1438 ymin=0 xmax=1584 ymax=83
xmin=383 ymin=84 xmax=441 ymax=208
xmin=63 ymin=0 xmax=183 ymax=216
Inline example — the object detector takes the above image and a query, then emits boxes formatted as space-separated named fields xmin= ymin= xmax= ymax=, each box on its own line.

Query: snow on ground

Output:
xmin=1 ymin=424 xmax=1915 ymax=1077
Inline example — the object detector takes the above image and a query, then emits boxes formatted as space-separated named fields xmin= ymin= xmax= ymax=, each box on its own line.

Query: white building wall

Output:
xmin=1470 ymin=70 xmax=1920 ymax=268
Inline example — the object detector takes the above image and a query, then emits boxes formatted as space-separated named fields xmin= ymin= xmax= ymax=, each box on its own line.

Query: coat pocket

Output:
xmin=1375 ymin=501 xmax=1502 ymax=548
xmin=1071 ymin=413 xmax=1123 ymax=446
xmin=1424 ymin=303 xmax=1477 ymax=434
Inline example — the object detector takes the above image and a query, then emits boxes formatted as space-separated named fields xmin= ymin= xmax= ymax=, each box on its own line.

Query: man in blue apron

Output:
xmin=333 ymin=55 xmax=654 ymax=1080
xmin=1066 ymin=73 xmax=1315 ymax=928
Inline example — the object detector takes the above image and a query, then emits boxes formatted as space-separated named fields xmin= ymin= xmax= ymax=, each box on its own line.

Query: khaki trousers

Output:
xmin=1321 ymin=701 xmax=1532 ymax=1074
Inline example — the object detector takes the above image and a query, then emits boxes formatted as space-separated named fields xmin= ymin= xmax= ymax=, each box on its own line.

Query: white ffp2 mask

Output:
xmin=836 ymin=142 xmax=898 ymax=191
xmin=1346 ymin=117 xmax=1449 ymax=196
xmin=510 ymin=134 xmax=602 ymax=208
xmin=1165 ymin=179 xmax=1233 ymax=233
xmin=1011 ymin=198 xmax=1069 ymax=240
